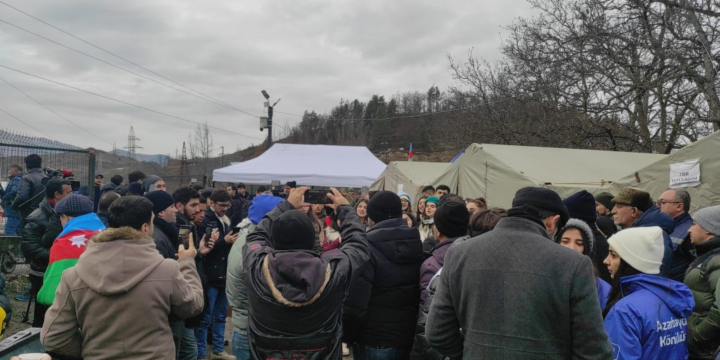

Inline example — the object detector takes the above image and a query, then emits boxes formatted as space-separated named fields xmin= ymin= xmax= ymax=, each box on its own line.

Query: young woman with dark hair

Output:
xmin=601 ymin=227 xmax=694 ymax=360
xmin=465 ymin=197 xmax=488 ymax=214
xmin=468 ymin=208 xmax=505 ymax=237
xmin=416 ymin=196 xmax=427 ymax=223
xmin=418 ymin=196 xmax=438 ymax=242
xmin=555 ymin=219 xmax=611 ymax=309
xmin=354 ymin=199 xmax=371 ymax=230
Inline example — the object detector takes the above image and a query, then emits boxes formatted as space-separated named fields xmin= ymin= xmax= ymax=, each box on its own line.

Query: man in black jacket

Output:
xmin=13 ymin=154 xmax=47 ymax=227
xmin=20 ymin=179 xmax=71 ymax=327
xmin=344 ymin=191 xmax=425 ymax=359
xmin=225 ymin=185 xmax=245 ymax=228
xmin=426 ymin=187 xmax=612 ymax=359
xmin=97 ymin=191 xmax=120 ymax=227
xmin=197 ymin=190 xmax=238 ymax=360
xmin=115 ymin=170 xmax=145 ymax=196
xmin=243 ymin=187 xmax=370 ymax=360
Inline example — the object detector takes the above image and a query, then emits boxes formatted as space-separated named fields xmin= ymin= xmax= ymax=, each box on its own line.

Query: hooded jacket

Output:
xmin=243 ymin=201 xmax=370 ymax=360
xmin=632 ymin=205 xmax=676 ymax=279
xmin=343 ymin=218 xmax=425 ymax=347
xmin=604 ymin=274 xmax=694 ymax=360
xmin=683 ymin=236 xmax=720 ymax=359
xmin=200 ymin=208 xmax=232 ymax=287
xmin=152 ymin=217 xmax=180 ymax=260
xmin=40 ymin=227 xmax=204 ymax=360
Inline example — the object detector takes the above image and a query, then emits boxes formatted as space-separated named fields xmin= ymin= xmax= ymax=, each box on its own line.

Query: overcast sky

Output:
xmin=1 ymin=0 xmax=535 ymax=155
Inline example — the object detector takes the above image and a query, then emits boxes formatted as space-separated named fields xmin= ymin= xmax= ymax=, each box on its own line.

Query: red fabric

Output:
xmin=322 ymin=239 xmax=341 ymax=252
xmin=47 ymin=230 xmax=97 ymax=266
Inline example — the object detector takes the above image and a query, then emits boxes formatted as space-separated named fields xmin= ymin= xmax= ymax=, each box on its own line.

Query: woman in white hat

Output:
xmin=603 ymin=226 xmax=695 ymax=360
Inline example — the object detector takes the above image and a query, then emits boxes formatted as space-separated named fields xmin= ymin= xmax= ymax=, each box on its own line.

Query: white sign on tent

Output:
xmin=669 ymin=159 xmax=701 ymax=188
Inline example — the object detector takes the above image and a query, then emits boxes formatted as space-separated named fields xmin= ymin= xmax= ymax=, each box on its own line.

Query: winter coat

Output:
xmin=99 ymin=182 xmax=118 ymax=195
xmin=40 ymin=227 xmax=204 ymax=360
xmin=227 ymin=218 xmax=255 ymax=336
xmin=199 ymin=208 xmax=232 ymax=287
xmin=343 ymin=218 xmax=425 ymax=347
xmin=21 ymin=198 xmax=62 ymax=275
xmin=592 ymin=226 xmax=612 ymax=283
xmin=176 ymin=212 xmax=207 ymax=329
xmin=411 ymin=268 xmax=444 ymax=360
xmin=226 ymin=198 xmax=245 ymax=228
xmin=419 ymin=236 xmax=466 ymax=305
xmin=97 ymin=212 xmax=110 ymax=227
xmin=243 ymin=201 xmax=370 ymax=360
xmin=632 ymin=205 xmax=675 ymax=278
xmin=597 ymin=277 xmax=611 ymax=311
xmin=604 ymin=274 xmax=694 ymax=360
xmin=1 ymin=175 xmax=20 ymax=215
xmin=683 ymin=236 xmax=720 ymax=359
xmin=152 ymin=217 xmax=180 ymax=260
xmin=12 ymin=168 xmax=46 ymax=221
xmin=426 ymin=216 xmax=613 ymax=359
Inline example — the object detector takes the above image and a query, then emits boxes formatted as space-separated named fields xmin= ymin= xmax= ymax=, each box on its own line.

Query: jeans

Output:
xmin=232 ymin=330 xmax=251 ymax=360
xmin=195 ymin=286 xmax=228 ymax=357
xmin=353 ymin=344 xmax=411 ymax=360
xmin=171 ymin=319 xmax=198 ymax=360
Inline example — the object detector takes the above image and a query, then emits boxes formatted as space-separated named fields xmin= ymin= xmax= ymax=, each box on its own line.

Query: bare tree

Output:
xmin=193 ymin=122 xmax=213 ymax=180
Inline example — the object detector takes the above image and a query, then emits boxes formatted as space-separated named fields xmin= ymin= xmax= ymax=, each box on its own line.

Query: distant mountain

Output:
xmin=113 ymin=149 xmax=170 ymax=164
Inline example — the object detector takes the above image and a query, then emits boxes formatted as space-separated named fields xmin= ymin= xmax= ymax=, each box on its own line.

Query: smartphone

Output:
xmin=205 ymin=221 xmax=217 ymax=239
xmin=231 ymin=227 xmax=241 ymax=235
xmin=361 ymin=186 xmax=369 ymax=197
xmin=304 ymin=190 xmax=332 ymax=204
xmin=178 ymin=225 xmax=192 ymax=248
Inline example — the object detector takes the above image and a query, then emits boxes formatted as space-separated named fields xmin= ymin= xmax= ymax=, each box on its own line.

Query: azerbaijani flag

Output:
xmin=408 ymin=143 xmax=414 ymax=162
xmin=37 ymin=213 xmax=105 ymax=305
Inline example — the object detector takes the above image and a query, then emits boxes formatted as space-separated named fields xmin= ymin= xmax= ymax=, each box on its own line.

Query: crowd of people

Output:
xmin=1 ymin=153 xmax=720 ymax=360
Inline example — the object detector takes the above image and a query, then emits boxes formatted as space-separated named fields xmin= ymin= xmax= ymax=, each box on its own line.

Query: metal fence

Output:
xmin=0 ymin=128 xmax=95 ymax=233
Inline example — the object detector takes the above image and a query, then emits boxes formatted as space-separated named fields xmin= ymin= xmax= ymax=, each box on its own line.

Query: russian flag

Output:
xmin=408 ymin=143 xmax=414 ymax=162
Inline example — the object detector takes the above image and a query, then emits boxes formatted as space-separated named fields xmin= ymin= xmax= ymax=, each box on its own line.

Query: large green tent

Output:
xmin=431 ymin=143 xmax=666 ymax=208
xmin=370 ymin=161 xmax=451 ymax=204
xmin=610 ymin=131 xmax=720 ymax=213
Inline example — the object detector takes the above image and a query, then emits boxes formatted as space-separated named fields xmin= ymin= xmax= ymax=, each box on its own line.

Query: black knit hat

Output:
xmin=563 ymin=190 xmax=598 ymax=224
xmin=145 ymin=190 xmax=175 ymax=215
xmin=128 ymin=182 xmax=143 ymax=195
xmin=434 ymin=201 xmax=469 ymax=238
xmin=512 ymin=187 xmax=570 ymax=228
xmin=271 ymin=210 xmax=316 ymax=250
xmin=55 ymin=194 xmax=94 ymax=217
xmin=367 ymin=191 xmax=403 ymax=223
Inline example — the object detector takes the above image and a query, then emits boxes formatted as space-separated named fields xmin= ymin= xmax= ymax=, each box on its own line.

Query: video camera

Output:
xmin=41 ymin=167 xmax=81 ymax=192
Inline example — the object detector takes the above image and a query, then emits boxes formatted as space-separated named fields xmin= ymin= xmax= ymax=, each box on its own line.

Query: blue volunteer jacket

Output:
xmin=604 ymin=274 xmax=694 ymax=360
xmin=597 ymin=277 xmax=611 ymax=310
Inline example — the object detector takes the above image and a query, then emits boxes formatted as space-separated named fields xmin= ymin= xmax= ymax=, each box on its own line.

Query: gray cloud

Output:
xmin=0 ymin=0 xmax=534 ymax=155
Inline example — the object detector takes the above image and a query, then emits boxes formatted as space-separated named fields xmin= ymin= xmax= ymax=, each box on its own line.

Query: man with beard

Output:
xmin=196 ymin=190 xmax=239 ymax=360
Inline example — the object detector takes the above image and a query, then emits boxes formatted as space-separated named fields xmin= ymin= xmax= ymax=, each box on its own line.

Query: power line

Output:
xmin=0 ymin=106 xmax=55 ymax=140
xmin=0 ymin=75 xmax=114 ymax=146
xmin=0 ymin=17 xmax=260 ymax=119
xmin=0 ymin=64 xmax=266 ymax=141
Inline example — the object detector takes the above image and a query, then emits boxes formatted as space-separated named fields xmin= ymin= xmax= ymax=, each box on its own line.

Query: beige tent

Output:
xmin=610 ymin=131 xmax=720 ymax=212
xmin=432 ymin=143 xmax=666 ymax=209
xmin=371 ymin=161 xmax=451 ymax=204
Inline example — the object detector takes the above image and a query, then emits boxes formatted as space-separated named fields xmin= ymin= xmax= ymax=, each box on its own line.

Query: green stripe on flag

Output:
xmin=38 ymin=258 xmax=78 ymax=306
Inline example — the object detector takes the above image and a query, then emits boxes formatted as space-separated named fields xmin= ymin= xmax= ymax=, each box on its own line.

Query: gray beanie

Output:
xmin=556 ymin=218 xmax=596 ymax=257
xmin=694 ymin=205 xmax=720 ymax=236
xmin=142 ymin=175 xmax=162 ymax=193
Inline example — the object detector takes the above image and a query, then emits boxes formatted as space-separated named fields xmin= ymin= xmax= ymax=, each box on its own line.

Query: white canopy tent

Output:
xmin=212 ymin=144 xmax=386 ymax=188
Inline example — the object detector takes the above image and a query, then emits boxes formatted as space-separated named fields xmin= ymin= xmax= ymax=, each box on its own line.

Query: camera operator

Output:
xmin=13 ymin=154 xmax=47 ymax=227
xmin=243 ymin=187 xmax=370 ymax=359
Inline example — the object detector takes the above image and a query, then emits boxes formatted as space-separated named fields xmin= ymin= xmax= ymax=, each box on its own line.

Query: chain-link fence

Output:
xmin=1 ymin=128 xmax=95 ymax=236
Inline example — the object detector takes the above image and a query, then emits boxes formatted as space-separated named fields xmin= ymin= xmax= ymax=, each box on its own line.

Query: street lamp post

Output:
xmin=261 ymin=90 xmax=281 ymax=150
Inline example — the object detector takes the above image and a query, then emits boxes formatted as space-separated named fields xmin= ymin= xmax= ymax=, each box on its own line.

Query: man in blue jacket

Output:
xmin=657 ymin=189 xmax=696 ymax=281
xmin=2 ymin=164 xmax=22 ymax=235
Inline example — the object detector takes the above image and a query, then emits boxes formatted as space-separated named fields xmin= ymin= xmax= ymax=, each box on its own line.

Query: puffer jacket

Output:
xmin=632 ymin=205 xmax=675 ymax=278
xmin=604 ymin=274 xmax=694 ymax=360
xmin=21 ymin=198 xmax=62 ymax=275
xmin=40 ymin=227 xmax=204 ymax=360
xmin=419 ymin=236 xmax=468 ymax=305
xmin=243 ymin=202 xmax=370 ymax=360
xmin=343 ymin=218 xmax=425 ymax=347
xmin=12 ymin=168 xmax=46 ymax=221
xmin=684 ymin=236 xmax=720 ymax=359
xmin=99 ymin=182 xmax=118 ymax=195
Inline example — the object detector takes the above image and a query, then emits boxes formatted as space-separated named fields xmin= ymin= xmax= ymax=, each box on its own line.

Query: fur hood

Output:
xmin=90 ymin=226 xmax=152 ymax=243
